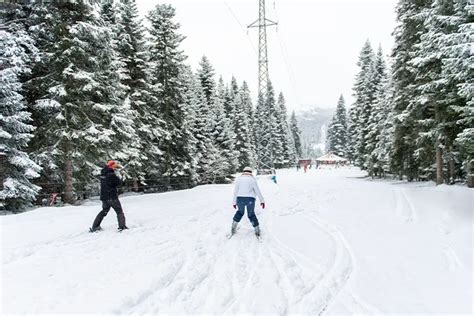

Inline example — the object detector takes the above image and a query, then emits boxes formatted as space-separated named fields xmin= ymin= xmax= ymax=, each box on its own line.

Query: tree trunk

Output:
xmin=64 ymin=159 xmax=74 ymax=203
xmin=133 ymin=178 xmax=139 ymax=192
xmin=434 ymin=104 xmax=445 ymax=185
xmin=436 ymin=139 xmax=444 ymax=185
xmin=407 ymin=154 xmax=414 ymax=182
xmin=448 ymin=150 xmax=455 ymax=184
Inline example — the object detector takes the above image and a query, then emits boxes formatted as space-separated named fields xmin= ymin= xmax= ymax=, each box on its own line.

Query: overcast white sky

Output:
xmin=136 ymin=0 xmax=398 ymax=111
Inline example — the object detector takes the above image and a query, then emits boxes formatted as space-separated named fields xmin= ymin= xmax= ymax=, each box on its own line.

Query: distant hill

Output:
xmin=295 ymin=107 xmax=335 ymax=159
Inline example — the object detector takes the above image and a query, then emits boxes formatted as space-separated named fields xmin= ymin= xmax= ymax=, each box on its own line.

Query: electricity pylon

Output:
xmin=248 ymin=0 xmax=277 ymax=174
xmin=248 ymin=0 xmax=277 ymax=98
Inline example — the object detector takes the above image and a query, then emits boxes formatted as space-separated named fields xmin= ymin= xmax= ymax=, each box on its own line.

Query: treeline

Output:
xmin=326 ymin=0 xmax=473 ymax=184
xmin=0 ymin=0 xmax=302 ymax=211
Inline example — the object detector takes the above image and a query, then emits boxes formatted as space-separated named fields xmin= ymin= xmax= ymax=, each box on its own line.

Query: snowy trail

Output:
xmin=1 ymin=168 xmax=472 ymax=314
xmin=267 ymin=180 xmax=379 ymax=315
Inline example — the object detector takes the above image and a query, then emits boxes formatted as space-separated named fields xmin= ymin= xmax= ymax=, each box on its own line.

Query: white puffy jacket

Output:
xmin=232 ymin=174 xmax=265 ymax=204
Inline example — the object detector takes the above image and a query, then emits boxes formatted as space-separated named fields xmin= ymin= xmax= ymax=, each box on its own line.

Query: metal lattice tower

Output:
xmin=248 ymin=0 xmax=277 ymax=98
xmin=248 ymin=0 xmax=277 ymax=174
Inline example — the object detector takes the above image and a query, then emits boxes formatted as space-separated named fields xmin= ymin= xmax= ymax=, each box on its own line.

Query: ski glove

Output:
xmin=261 ymin=202 xmax=265 ymax=209
xmin=233 ymin=204 xmax=237 ymax=209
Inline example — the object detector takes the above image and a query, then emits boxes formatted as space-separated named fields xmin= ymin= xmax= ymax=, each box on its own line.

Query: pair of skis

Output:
xmin=89 ymin=227 xmax=128 ymax=233
xmin=227 ymin=227 xmax=262 ymax=242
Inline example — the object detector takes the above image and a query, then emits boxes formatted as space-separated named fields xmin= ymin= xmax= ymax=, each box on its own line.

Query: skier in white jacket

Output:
xmin=231 ymin=166 xmax=265 ymax=237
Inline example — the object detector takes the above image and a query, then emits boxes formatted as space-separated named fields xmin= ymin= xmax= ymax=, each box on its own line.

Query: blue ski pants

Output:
xmin=233 ymin=197 xmax=259 ymax=227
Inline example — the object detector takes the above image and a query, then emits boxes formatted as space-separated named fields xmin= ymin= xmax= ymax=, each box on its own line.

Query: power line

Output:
xmin=222 ymin=0 xmax=258 ymax=57
xmin=272 ymin=0 xmax=300 ymax=106
xmin=276 ymin=30 xmax=300 ymax=104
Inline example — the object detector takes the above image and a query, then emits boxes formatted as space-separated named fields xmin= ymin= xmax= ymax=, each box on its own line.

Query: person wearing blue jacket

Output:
xmin=231 ymin=166 xmax=265 ymax=237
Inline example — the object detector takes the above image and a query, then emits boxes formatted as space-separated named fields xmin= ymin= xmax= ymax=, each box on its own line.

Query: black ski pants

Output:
xmin=92 ymin=199 xmax=126 ymax=229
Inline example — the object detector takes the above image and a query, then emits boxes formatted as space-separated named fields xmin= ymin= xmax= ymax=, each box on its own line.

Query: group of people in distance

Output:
xmin=90 ymin=161 xmax=266 ymax=237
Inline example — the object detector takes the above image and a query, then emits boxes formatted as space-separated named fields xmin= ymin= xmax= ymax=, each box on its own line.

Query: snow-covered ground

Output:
xmin=1 ymin=168 xmax=472 ymax=315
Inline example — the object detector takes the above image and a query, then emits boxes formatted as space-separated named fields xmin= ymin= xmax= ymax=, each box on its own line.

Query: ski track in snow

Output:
xmin=303 ymin=213 xmax=381 ymax=315
xmin=257 ymin=226 xmax=320 ymax=314
xmin=2 ymin=169 xmax=471 ymax=314
xmin=222 ymin=237 xmax=264 ymax=315
xmin=125 ymin=185 xmax=358 ymax=314
xmin=113 ymin=179 xmax=366 ymax=315
xmin=442 ymin=245 xmax=464 ymax=271
xmin=257 ymin=184 xmax=380 ymax=315
xmin=116 ymin=208 xmax=224 ymax=314
xmin=0 ymin=179 xmax=376 ymax=315
xmin=2 ymin=230 xmax=94 ymax=265
xmin=394 ymin=187 xmax=418 ymax=223
xmin=294 ymin=186 xmax=382 ymax=314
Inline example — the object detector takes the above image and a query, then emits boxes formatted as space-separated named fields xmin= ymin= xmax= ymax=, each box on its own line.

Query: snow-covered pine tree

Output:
xmin=22 ymin=2 xmax=52 ymax=106
xmin=224 ymin=76 xmax=239 ymax=119
xmin=216 ymin=76 xmax=227 ymax=103
xmin=410 ymin=0 xmax=450 ymax=183
xmin=116 ymin=0 xmax=149 ymax=90
xmin=147 ymin=4 xmax=194 ymax=188
xmin=265 ymin=82 xmax=284 ymax=168
xmin=28 ymin=1 xmax=136 ymax=203
xmin=326 ymin=95 xmax=349 ymax=158
xmin=289 ymin=111 xmax=303 ymax=159
xmin=115 ymin=0 xmax=152 ymax=188
xmin=365 ymin=46 xmax=388 ymax=176
xmin=100 ymin=0 xmax=117 ymax=25
xmin=397 ymin=0 xmax=467 ymax=184
xmin=373 ymin=74 xmax=396 ymax=178
xmin=441 ymin=0 xmax=473 ymax=180
xmin=0 ymin=16 xmax=41 ymax=211
xmin=197 ymin=55 xmax=216 ymax=106
xmin=346 ymin=107 xmax=357 ymax=163
xmin=19 ymin=4 xmax=54 ymax=194
xmin=187 ymin=72 xmax=222 ymax=183
xmin=197 ymin=56 xmax=236 ymax=178
xmin=212 ymin=87 xmax=236 ymax=179
xmin=99 ymin=1 xmax=142 ymax=191
xmin=272 ymin=91 xmax=290 ymax=168
xmin=255 ymin=90 xmax=273 ymax=170
xmin=390 ymin=0 xmax=432 ymax=181
xmin=326 ymin=97 xmax=336 ymax=156
xmin=232 ymin=86 xmax=255 ymax=170
xmin=352 ymin=40 xmax=377 ymax=168
xmin=277 ymin=92 xmax=296 ymax=167
xmin=180 ymin=66 xmax=202 ymax=184
xmin=240 ymin=81 xmax=258 ymax=165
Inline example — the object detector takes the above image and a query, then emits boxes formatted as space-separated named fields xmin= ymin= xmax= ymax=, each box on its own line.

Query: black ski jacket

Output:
xmin=100 ymin=166 xmax=121 ymax=201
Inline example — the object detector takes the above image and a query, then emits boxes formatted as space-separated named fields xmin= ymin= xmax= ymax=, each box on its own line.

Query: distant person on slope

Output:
xmin=231 ymin=166 xmax=265 ymax=238
xmin=90 ymin=160 xmax=128 ymax=232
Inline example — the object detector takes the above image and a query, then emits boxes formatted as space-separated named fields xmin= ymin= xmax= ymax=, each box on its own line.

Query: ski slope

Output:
xmin=1 ymin=168 xmax=472 ymax=315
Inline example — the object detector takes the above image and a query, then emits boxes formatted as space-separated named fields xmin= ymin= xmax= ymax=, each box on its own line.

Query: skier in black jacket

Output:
xmin=90 ymin=160 xmax=128 ymax=232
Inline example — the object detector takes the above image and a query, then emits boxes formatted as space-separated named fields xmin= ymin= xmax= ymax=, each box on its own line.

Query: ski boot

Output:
xmin=227 ymin=221 xmax=238 ymax=239
xmin=231 ymin=221 xmax=238 ymax=235
xmin=118 ymin=226 xmax=129 ymax=232
xmin=89 ymin=226 xmax=102 ymax=233
xmin=255 ymin=226 xmax=261 ymax=237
